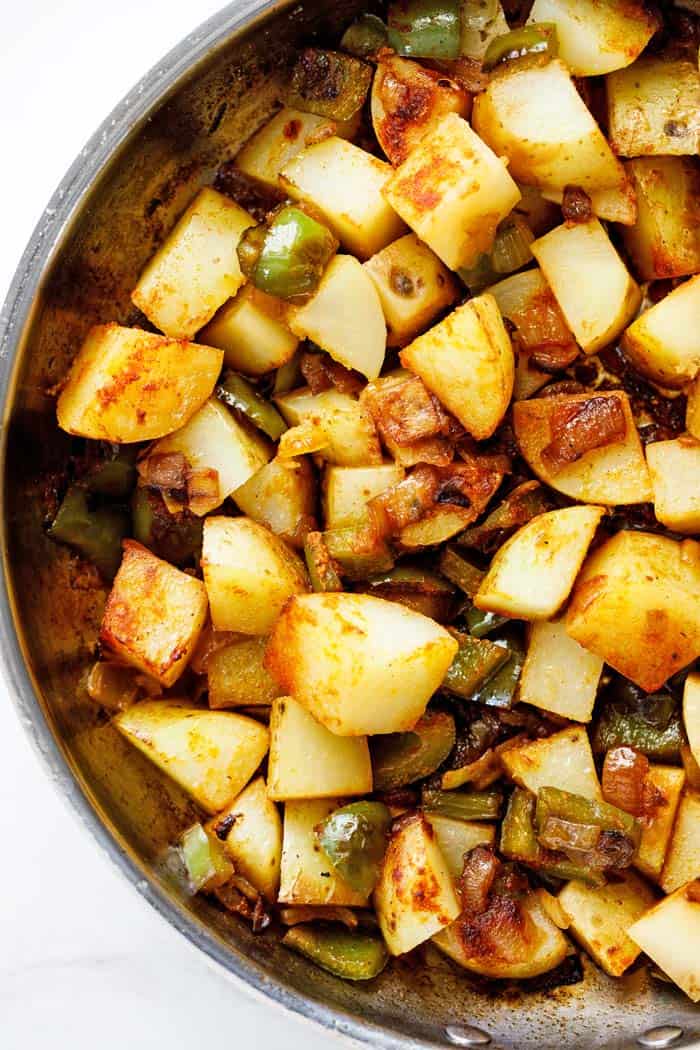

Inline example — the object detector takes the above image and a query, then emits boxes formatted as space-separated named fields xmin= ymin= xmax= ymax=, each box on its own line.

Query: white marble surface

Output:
xmin=0 ymin=4 xmax=345 ymax=1047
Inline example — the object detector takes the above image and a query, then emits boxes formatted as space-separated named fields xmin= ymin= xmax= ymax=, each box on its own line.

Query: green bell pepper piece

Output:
xmin=371 ymin=710 xmax=456 ymax=791
xmin=316 ymin=801 xmax=391 ymax=896
xmin=304 ymin=532 xmax=343 ymax=593
xmin=85 ymin=445 xmax=137 ymax=498
xmin=283 ymin=925 xmax=388 ymax=981
xmin=48 ymin=486 xmax=128 ymax=581
xmin=442 ymin=631 xmax=510 ymax=699
xmin=323 ymin=523 xmax=395 ymax=580
xmin=465 ymin=606 xmax=510 ymax=638
xmin=421 ymin=786 xmax=502 ymax=821
xmin=387 ymin=0 xmax=461 ymax=59
xmin=179 ymin=824 xmax=233 ymax=894
xmin=593 ymin=692 xmax=683 ymax=762
xmin=340 ymin=14 xmax=388 ymax=59
xmin=286 ymin=48 xmax=373 ymax=121
xmin=439 ymin=547 xmax=485 ymax=598
xmin=469 ymin=631 xmax=524 ymax=709
xmin=483 ymin=23 xmax=559 ymax=72
xmin=218 ymin=372 xmax=287 ymax=441
xmin=240 ymin=206 xmax=338 ymax=303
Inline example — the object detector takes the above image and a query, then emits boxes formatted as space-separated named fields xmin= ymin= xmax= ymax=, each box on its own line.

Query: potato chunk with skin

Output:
xmin=558 ymin=872 xmax=656 ymax=978
xmin=400 ymin=295 xmax=514 ymax=441
xmin=474 ymin=506 xmax=604 ymax=621
xmin=622 ymin=157 xmax=700 ymax=282
xmin=280 ymin=137 xmax=405 ymax=260
xmin=199 ymin=285 xmax=298 ymax=376
xmin=56 ymin=324 xmax=223 ymax=444
xmin=114 ymin=701 xmax=269 ymax=814
xmin=278 ymin=799 xmax=367 ymax=906
xmin=628 ymin=883 xmax=700 ymax=1003
xmin=661 ymin=790 xmax=700 ymax=894
xmin=513 ymin=392 xmax=653 ymax=506
xmin=233 ymin=456 xmax=316 ymax=548
xmin=383 ymin=113 xmax=520 ymax=272
xmin=202 ymin=517 xmax=308 ymax=636
xmin=501 ymin=726 xmax=602 ymax=801
xmin=375 ymin=814 xmax=461 ymax=955
xmin=531 ymin=219 xmax=641 ymax=355
xmin=132 ymin=188 xmax=254 ymax=339
xmin=265 ymin=593 xmax=458 ymax=736
xmin=364 ymin=234 xmax=459 ymax=348
xmin=100 ymin=541 xmax=207 ymax=686
xmin=566 ymin=531 xmax=700 ymax=693
xmin=685 ymin=674 xmax=700 ymax=769
xmin=267 ymin=697 xmax=372 ymax=800
xmin=607 ymin=58 xmax=700 ymax=158
xmin=208 ymin=777 xmax=282 ymax=901
xmin=636 ymin=766 xmax=686 ymax=882
xmin=323 ymin=464 xmax=405 ymax=529
xmin=472 ymin=60 xmax=626 ymax=194
xmin=275 ymin=387 xmax=382 ymax=467
xmin=646 ymin=438 xmax=700 ymax=533
xmin=519 ymin=618 xmax=603 ymax=724
xmin=622 ymin=275 xmax=700 ymax=389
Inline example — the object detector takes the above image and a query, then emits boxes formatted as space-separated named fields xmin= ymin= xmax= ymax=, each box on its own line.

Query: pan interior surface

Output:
xmin=0 ymin=2 xmax=698 ymax=1047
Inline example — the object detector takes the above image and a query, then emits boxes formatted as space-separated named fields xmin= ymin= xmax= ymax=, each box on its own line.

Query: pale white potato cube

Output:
xmin=684 ymin=674 xmax=700 ymax=769
xmin=558 ymin=872 xmax=656 ymax=977
xmin=518 ymin=618 xmax=603 ymax=723
xmin=622 ymin=275 xmax=700 ymax=388
xmin=500 ymin=726 xmax=602 ymax=800
xmin=661 ymin=790 xmax=700 ymax=894
xmin=531 ymin=219 xmax=641 ymax=355
xmin=475 ymin=506 xmax=604 ymax=621
xmin=209 ymin=777 xmax=282 ymax=901
xmin=400 ymin=294 xmax=514 ymax=441
xmin=323 ymin=464 xmax=405 ymax=529
xmin=202 ymin=517 xmax=308 ymax=635
xmin=233 ymin=456 xmax=316 ymax=548
xmin=280 ymin=137 xmax=405 ymax=259
xmin=132 ymin=188 xmax=254 ymax=339
xmin=264 ymin=592 xmax=458 ymax=736
xmin=375 ymin=815 xmax=461 ymax=955
xmin=288 ymin=255 xmax=386 ymax=380
xmin=383 ymin=113 xmax=520 ymax=272
xmin=278 ymin=799 xmax=367 ymax=906
xmin=636 ymin=766 xmax=687 ymax=882
xmin=607 ymin=58 xmax=700 ymax=158
xmin=647 ymin=438 xmax=700 ymax=533
xmin=527 ymin=0 xmax=658 ymax=76
xmin=100 ymin=541 xmax=207 ymax=687
xmin=114 ymin=701 xmax=269 ymax=814
xmin=425 ymin=816 xmax=495 ymax=882
xmin=275 ymin=387 xmax=382 ymax=467
xmin=628 ymin=883 xmax=700 ymax=1002
xmin=199 ymin=285 xmax=298 ymax=376
xmin=267 ymin=696 xmax=372 ymax=801
xmin=56 ymin=324 xmax=222 ymax=443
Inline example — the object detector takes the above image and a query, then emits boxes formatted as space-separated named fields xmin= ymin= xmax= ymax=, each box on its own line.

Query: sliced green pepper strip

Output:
xmin=535 ymin=787 xmax=641 ymax=848
xmin=286 ymin=48 xmax=373 ymax=121
xmin=249 ymin=206 xmax=338 ymax=303
xmin=273 ymin=352 xmax=302 ymax=395
xmin=421 ymin=786 xmax=502 ymax=821
xmin=323 ymin=523 xmax=394 ymax=580
xmin=458 ymin=253 xmax=499 ymax=295
xmin=132 ymin=485 xmax=202 ymax=566
xmin=340 ymin=14 xmax=388 ymax=59
xmin=371 ymin=711 xmax=456 ymax=791
xmin=218 ymin=372 xmax=287 ymax=441
xmin=593 ymin=694 xmax=683 ymax=762
xmin=465 ymin=606 xmax=509 ymax=638
xmin=483 ymin=23 xmax=559 ymax=72
xmin=365 ymin=565 xmax=454 ymax=594
xmin=304 ymin=532 xmax=343 ymax=593
xmin=283 ymin=925 xmax=388 ymax=981
xmin=48 ymin=486 xmax=128 ymax=581
xmin=387 ymin=0 xmax=461 ymax=59
xmin=469 ymin=630 xmax=525 ymax=709
xmin=180 ymin=824 xmax=233 ymax=894
xmin=316 ymin=801 xmax=391 ymax=896
xmin=439 ymin=547 xmax=485 ymax=599
xmin=442 ymin=632 xmax=510 ymax=699
xmin=86 ymin=445 xmax=137 ymax=498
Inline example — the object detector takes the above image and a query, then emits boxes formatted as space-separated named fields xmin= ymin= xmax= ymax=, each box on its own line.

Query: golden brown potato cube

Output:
xmin=622 ymin=275 xmax=700 ymax=388
xmin=628 ymin=883 xmax=700 ymax=1002
xmin=233 ymin=455 xmax=316 ymax=548
xmin=622 ymin=157 xmax=700 ymax=282
xmin=132 ymin=188 xmax=254 ymax=339
xmin=56 ymin=324 xmax=223 ymax=443
xmin=323 ymin=464 xmax=405 ymax=529
xmin=660 ymin=790 xmax=700 ymax=894
xmin=607 ymin=58 xmax=700 ymax=157
xmin=383 ymin=113 xmax=520 ymax=272
xmin=636 ymin=766 xmax=686 ymax=882
xmin=566 ymin=531 xmax=700 ymax=693
xmin=199 ymin=285 xmax=298 ymax=376
xmin=527 ymin=0 xmax=659 ymax=76
xmin=208 ymin=777 xmax=282 ymax=901
xmin=646 ymin=438 xmax=700 ymax=534
xmin=501 ymin=726 xmax=602 ymax=800
xmin=207 ymin=637 xmax=281 ymax=709
xmin=100 ymin=541 xmax=208 ymax=686
xmin=364 ymin=234 xmax=459 ymax=347
xmin=518 ymin=618 xmax=603 ymax=723
xmin=278 ymin=799 xmax=367 ymax=906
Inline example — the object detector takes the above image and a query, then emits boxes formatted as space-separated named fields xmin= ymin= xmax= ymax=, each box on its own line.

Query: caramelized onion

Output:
xmin=300 ymin=351 xmax=363 ymax=396
xmin=369 ymin=465 xmax=439 ymax=535
xmin=459 ymin=845 xmax=500 ymax=916
xmin=366 ymin=376 xmax=446 ymax=446
xmin=138 ymin=451 xmax=189 ymax=493
xmin=538 ymin=816 xmax=601 ymax=853
xmin=541 ymin=394 xmax=627 ymax=474
xmin=561 ymin=184 xmax=593 ymax=224
xmin=686 ymin=879 xmax=700 ymax=904
xmin=602 ymin=746 xmax=649 ymax=816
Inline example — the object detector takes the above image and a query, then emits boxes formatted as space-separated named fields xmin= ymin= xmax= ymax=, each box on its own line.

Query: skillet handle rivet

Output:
xmin=445 ymin=1025 xmax=492 ymax=1046
xmin=637 ymin=1026 xmax=684 ymax=1048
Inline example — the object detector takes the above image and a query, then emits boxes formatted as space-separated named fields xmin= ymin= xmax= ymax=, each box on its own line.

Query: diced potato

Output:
xmin=558 ymin=872 xmax=656 ymax=978
xmin=518 ymin=618 xmax=603 ymax=723
xmin=201 ymin=517 xmax=308 ymax=635
xmin=566 ymin=531 xmax=700 ymax=693
xmin=622 ymin=276 xmax=700 ymax=389
xmin=622 ymin=157 xmax=700 ymax=282
xmin=288 ymin=255 xmax=386 ymax=380
xmin=607 ymin=58 xmax=700 ymax=158
xmin=400 ymin=295 xmax=514 ymax=441
xmin=383 ymin=113 xmax=520 ymax=272
xmin=531 ymin=219 xmax=641 ymax=355
xmin=199 ymin=285 xmax=298 ymax=376
xmin=687 ymin=378 xmax=700 ymax=441
xmin=472 ymin=60 xmax=626 ymax=193
xmin=142 ymin=399 xmax=271 ymax=517
xmin=425 ymin=815 xmax=495 ymax=882
xmin=280 ymin=137 xmax=405 ymax=259
xmin=233 ymin=455 xmax=316 ymax=547
xmin=685 ymin=674 xmax=700 ymax=768
xmin=500 ymin=726 xmax=602 ymax=800
xmin=132 ymin=188 xmax=254 ymax=339
xmin=527 ymin=0 xmax=658 ymax=76
xmin=114 ymin=700 xmax=269 ymax=814
xmin=661 ymin=790 xmax=700 ymax=894
xmin=276 ymin=387 xmax=382 ymax=467
xmin=628 ymin=883 xmax=700 ymax=1002
xmin=56 ymin=324 xmax=222 ymax=443
xmin=460 ymin=1 xmax=509 ymax=60
xmin=278 ymin=799 xmax=368 ymax=906
xmin=541 ymin=179 xmax=638 ymax=226
xmin=234 ymin=107 xmax=358 ymax=192
xmin=323 ymin=464 xmax=405 ymax=529
xmin=364 ymin=234 xmax=459 ymax=347
xmin=209 ymin=777 xmax=282 ymax=901
xmin=375 ymin=815 xmax=461 ymax=955
xmin=513 ymin=392 xmax=653 ymax=506
xmin=475 ymin=506 xmax=604 ymax=621
xmin=371 ymin=55 xmax=470 ymax=166
xmin=100 ymin=541 xmax=207 ymax=686
xmin=265 ymin=592 xmax=458 ymax=736
xmin=268 ymin=696 xmax=372 ymax=800
xmin=207 ymin=637 xmax=281 ymax=709
xmin=636 ymin=766 xmax=686 ymax=882
xmin=647 ymin=438 xmax=700 ymax=533
xmin=399 ymin=506 xmax=477 ymax=549
xmin=433 ymin=892 xmax=569 ymax=979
